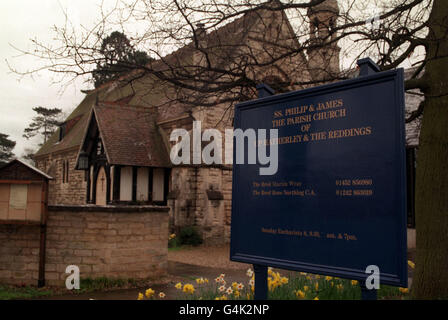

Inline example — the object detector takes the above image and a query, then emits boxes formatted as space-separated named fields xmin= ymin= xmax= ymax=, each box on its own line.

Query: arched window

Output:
xmin=65 ymin=160 xmax=69 ymax=183
xmin=62 ymin=160 xmax=65 ymax=183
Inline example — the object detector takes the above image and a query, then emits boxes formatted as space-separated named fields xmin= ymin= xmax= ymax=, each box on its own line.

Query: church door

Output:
xmin=96 ymin=166 xmax=107 ymax=206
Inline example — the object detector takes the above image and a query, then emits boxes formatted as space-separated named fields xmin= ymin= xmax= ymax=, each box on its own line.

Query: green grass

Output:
xmin=168 ymin=245 xmax=185 ymax=252
xmin=0 ymin=284 xmax=54 ymax=300
xmin=77 ymin=277 xmax=138 ymax=293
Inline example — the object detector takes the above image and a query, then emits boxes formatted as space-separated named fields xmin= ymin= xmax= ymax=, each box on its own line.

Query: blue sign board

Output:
xmin=230 ymin=68 xmax=407 ymax=287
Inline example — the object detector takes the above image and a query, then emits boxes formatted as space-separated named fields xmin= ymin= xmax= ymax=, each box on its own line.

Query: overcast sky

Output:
xmin=0 ymin=0 xmax=423 ymax=160
xmin=0 ymin=0 xmax=105 ymax=158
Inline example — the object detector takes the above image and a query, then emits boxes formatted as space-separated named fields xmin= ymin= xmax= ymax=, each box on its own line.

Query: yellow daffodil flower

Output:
xmin=145 ymin=288 xmax=155 ymax=298
xmin=183 ymin=283 xmax=195 ymax=294
xmin=295 ymin=290 xmax=305 ymax=299
xmin=399 ymin=287 xmax=409 ymax=294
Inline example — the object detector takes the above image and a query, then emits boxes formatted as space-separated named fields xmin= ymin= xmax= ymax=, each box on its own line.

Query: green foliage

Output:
xmin=178 ymin=226 xmax=203 ymax=246
xmin=23 ymin=106 xmax=63 ymax=144
xmin=168 ymin=236 xmax=181 ymax=249
xmin=0 ymin=133 xmax=16 ymax=165
xmin=78 ymin=277 xmax=136 ymax=293
xmin=174 ymin=271 xmax=410 ymax=301
xmin=92 ymin=31 xmax=152 ymax=88
xmin=0 ymin=284 xmax=53 ymax=300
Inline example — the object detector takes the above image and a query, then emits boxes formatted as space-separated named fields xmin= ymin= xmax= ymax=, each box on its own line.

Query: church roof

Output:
xmin=34 ymin=8 xmax=271 ymax=159
xmin=92 ymin=103 xmax=171 ymax=167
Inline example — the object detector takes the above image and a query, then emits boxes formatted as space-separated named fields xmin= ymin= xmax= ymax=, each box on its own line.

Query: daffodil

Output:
xmin=351 ymin=280 xmax=358 ymax=286
xmin=325 ymin=276 xmax=333 ymax=281
xmin=408 ymin=260 xmax=415 ymax=269
xmin=237 ymin=283 xmax=244 ymax=290
xmin=226 ymin=287 xmax=233 ymax=295
xmin=145 ymin=288 xmax=155 ymax=298
xmin=280 ymin=277 xmax=289 ymax=284
xmin=232 ymin=282 xmax=238 ymax=289
xmin=303 ymin=285 xmax=309 ymax=291
xmin=314 ymin=296 xmax=319 ymax=300
xmin=314 ymin=282 xmax=319 ymax=291
xmin=175 ymin=282 xmax=182 ymax=290
xmin=399 ymin=287 xmax=409 ymax=294
xmin=246 ymin=268 xmax=254 ymax=277
xmin=183 ymin=283 xmax=195 ymax=294
xmin=218 ymin=285 xmax=226 ymax=292
xmin=295 ymin=290 xmax=305 ymax=299
xmin=336 ymin=284 xmax=343 ymax=290
xmin=159 ymin=292 xmax=166 ymax=299
xmin=137 ymin=292 xmax=144 ymax=300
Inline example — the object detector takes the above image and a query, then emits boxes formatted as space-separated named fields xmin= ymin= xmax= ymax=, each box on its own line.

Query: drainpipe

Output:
xmin=38 ymin=179 xmax=48 ymax=288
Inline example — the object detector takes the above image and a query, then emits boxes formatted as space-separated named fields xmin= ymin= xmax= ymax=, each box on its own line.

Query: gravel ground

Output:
xmin=168 ymin=244 xmax=251 ymax=270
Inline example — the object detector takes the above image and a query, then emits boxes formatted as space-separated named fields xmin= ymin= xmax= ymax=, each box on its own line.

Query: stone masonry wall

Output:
xmin=0 ymin=225 xmax=40 ymax=285
xmin=35 ymin=149 xmax=87 ymax=205
xmin=0 ymin=205 xmax=169 ymax=286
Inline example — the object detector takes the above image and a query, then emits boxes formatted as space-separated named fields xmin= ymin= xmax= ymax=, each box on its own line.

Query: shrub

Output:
xmin=179 ymin=226 xmax=203 ymax=246
xmin=168 ymin=236 xmax=181 ymax=248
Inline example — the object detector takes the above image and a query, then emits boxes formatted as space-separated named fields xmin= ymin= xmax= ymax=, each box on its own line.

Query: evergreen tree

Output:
xmin=0 ymin=133 xmax=16 ymax=166
xmin=92 ymin=31 xmax=151 ymax=88
xmin=23 ymin=106 xmax=63 ymax=144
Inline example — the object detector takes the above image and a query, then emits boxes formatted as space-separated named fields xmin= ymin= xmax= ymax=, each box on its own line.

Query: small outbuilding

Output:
xmin=0 ymin=159 xmax=52 ymax=286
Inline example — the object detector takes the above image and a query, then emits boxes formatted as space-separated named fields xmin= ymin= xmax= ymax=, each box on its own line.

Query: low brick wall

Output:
xmin=0 ymin=205 xmax=169 ymax=286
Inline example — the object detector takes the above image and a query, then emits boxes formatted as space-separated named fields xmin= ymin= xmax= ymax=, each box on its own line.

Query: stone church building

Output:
xmin=33 ymin=0 xmax=419 ymax=246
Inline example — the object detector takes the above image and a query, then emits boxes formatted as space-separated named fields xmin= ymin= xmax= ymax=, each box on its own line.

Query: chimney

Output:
xmin=196 ymin=23 xmax=206 ymax=39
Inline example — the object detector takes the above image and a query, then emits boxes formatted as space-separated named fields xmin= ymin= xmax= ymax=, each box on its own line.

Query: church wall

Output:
xmin=35 ymin=149 xmax=87 ymax=205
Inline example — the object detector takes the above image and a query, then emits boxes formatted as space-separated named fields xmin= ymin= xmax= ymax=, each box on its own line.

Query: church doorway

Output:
xmin=96 ymin=166 xmax=107 ymax=205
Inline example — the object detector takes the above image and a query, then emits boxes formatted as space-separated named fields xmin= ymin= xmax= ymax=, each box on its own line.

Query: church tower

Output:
xmin=306 ymin=0 xmax=341 ymax=82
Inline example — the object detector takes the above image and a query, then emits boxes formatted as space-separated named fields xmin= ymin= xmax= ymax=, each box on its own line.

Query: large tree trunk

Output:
xmin=411 ymin=0 xmax=448 ymax=299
